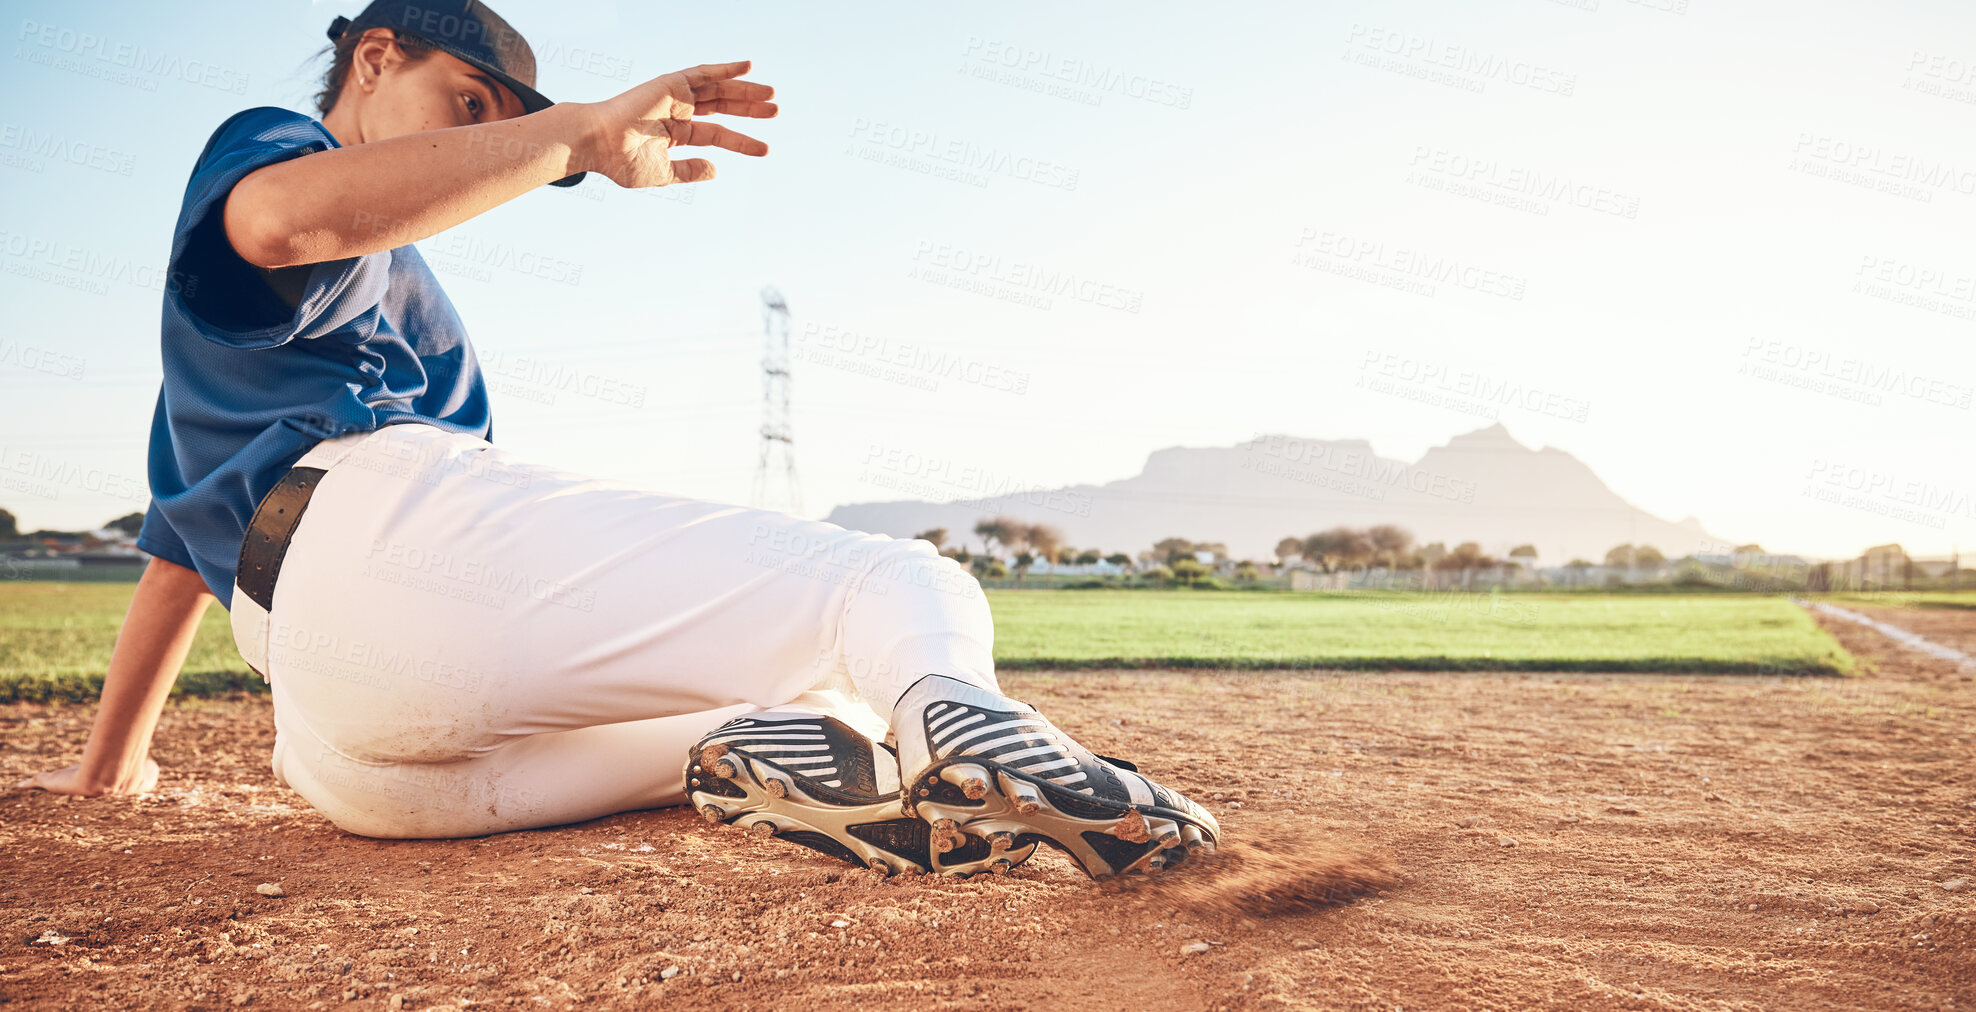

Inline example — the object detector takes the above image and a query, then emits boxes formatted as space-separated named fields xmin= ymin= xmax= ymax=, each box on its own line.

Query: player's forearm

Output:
xmin=75 ymin=557 xmax=215 ymax=792
xmin=225 ymin=102 xmax=602 ymax=269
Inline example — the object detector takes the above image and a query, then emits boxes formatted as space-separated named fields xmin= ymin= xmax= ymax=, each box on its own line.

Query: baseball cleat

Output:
xmin=685 ymin=708 xmax=1038 ymax=877
xmin=892 ymin=676 xmax=1221 ymax=879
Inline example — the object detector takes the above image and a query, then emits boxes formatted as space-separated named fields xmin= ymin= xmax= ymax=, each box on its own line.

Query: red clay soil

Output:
xmin=2 ymin=607 xmax=1973 ymax=1011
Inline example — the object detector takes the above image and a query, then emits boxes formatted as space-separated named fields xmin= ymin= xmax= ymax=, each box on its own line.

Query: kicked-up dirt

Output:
xmin=2 ymin=604 xmax=1972 ymax=1011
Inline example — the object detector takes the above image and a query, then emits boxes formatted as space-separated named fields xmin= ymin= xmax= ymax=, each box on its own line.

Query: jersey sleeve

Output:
xmin=169 ymin=107 xmax=392 ymax=351
xmin=134 ymin=502 xmax=198 ymax=573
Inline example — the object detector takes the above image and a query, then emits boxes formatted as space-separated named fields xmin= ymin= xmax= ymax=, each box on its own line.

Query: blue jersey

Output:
xmin=137 ymin=107 xmax=493 ymax=609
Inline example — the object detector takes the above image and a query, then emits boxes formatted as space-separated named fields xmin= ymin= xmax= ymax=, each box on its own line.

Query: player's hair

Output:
xmin=314 ymin=28 xmax=439 ymax=116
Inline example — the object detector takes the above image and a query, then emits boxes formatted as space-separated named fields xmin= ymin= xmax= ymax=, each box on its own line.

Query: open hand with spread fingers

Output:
xmin=580 ymin=60 xmax=775 ymax=188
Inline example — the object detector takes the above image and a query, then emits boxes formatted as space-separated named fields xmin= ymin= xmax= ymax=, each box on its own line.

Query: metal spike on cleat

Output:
xmin=940 ymin=763 xmax=991 ymax=799
xmin=699 ymin=804 xmax=726 ymax=823
xmin=985 ymin=831 xmax=1015 ymax=853
xmin=998 ymin=771 xmax=1043 ymax=815
xmin=700 ymin=743 xmax=730 ymax=766
xmin=750 ymin=820 xmax=776 ymax=837
xmin=1110 ymin=808 xmax=1152 ymax=844
xmin=712 ymin=758 xmax=740 ymax=779
xmin=868 ymin=859 xmax=894 ymax=878
xmin=763 ymin=776 xmax=788 ymax=799
xmin=1180 ymin=824 xmax=1206 ymax=853
xmin=930 ymin=818 xmax=963 ymax=854
xmin=1149 ymin=817 xmax=1183 ymax=850
xmin=989 ymin=858 xmax=1014 ymax=876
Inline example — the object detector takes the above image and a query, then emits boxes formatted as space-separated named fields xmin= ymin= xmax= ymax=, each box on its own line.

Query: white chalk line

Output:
xmin=1796 ymin=598 xmax=1976 ymax=669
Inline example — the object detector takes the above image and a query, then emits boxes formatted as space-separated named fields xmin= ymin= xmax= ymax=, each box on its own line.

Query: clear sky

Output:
xmin=1 ymin=0 xmax=1970 ymax=561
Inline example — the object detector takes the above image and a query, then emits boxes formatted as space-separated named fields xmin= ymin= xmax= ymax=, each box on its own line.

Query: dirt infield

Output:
xmin=3 ymin=607 xmax=1972 ymax=1011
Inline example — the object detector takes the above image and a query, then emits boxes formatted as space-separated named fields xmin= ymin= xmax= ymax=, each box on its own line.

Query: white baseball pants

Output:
xmin=229 ymin=423 xmax=999 ymax=838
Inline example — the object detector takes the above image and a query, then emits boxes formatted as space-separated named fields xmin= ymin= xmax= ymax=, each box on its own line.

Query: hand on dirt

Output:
xmin=580 ymin=60 xmax=774 ymax=187
xmin=16 ymin=759 xmax=159 ymax=797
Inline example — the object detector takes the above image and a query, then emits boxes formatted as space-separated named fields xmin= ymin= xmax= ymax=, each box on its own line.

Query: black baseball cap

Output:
xmin=327 ymin=0 xmax=584 ymax=187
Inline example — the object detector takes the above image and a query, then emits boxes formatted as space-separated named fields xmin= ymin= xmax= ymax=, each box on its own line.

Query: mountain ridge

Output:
xmin=826 ymin=424 xmax=1724 ymax=563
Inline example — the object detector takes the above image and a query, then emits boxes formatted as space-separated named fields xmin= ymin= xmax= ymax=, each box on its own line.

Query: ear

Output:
xmin=348 ymin=27 xmax=397 ymax=94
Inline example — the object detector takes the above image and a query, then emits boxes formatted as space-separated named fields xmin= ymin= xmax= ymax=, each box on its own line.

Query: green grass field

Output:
xmin=989 ymin=589 xmax=1852 ymax=674
xmin=0 ymin=583 xmax=1854 ymax=703
xmin=1818 ymin=591 xmax=1976 ymax=611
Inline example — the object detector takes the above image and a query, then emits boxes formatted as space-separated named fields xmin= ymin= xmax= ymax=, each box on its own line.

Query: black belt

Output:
xmin=236 ymin=465 xmax=328 ymax=612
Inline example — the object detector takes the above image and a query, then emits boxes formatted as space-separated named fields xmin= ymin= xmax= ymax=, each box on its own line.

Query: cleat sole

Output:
xmin=912 ymin=758 xmax=1220 ymax=880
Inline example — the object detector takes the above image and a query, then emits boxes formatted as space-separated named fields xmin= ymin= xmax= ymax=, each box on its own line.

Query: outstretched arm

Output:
xmin=226 ymin=61 xmax=776 ymax=269
xmin=17 ymin=556 xmax=215 ymax=796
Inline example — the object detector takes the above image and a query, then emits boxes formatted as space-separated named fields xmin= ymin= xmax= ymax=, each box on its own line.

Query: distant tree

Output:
xmin=1152 ymin=537 xmax=1195 ymax=567
xmin=1074 ymin=548 xmax=1102 ymax=566
xmin=1635 ymin=545 xmax=1666 ymax=568
xmin=1140 ymin=564 xmax=1175 ymax=586
xmin=944 ymin=546 xmax=972 ymax=565
xmin=1170 ymin=558 xmax=1211 ymax=586
xmin=912 ymin=527 xmax=949 ymax=551
xmin=1055 ymin=546 xmax=1079 ymax=565
xmin=1734 ymin=543 xmax=1765 ymax=554
xmin=1024 ymin=523 xmax=1064 ymax=567
xmin=1302 ymin=527 xmax=1371 ymax=573
xmin=105 ymin=512 xmax=145 ymax=538
xmin=1104 ymin=552 xmax=1132 ymax=569
xmin=1367 ymin=525 xmax=1413 ymax=569
xmin=0 ymin=507 xmax=16 ymax=538
xmin=970 ymin=555 xmax=1009 ymax=579
xmin=1193 ymin=541 xmax=1229 ymax=563
xmin=1013 ymin=551 xmax=1037 ymax=585
xmin=1566 ymin=558 xmax=1595 ymax=569
xmin=1419 ymin=542 xmax=1449 ymax=569
xmin=1509 ymin=545 xmax=1538 ymax=562
xmin=1274 ymin=536 xmax=1304 ymax=565
xmin=973 ymin=516 xmax=1022 ymax=558
xmin=1604 ymin=544 xmax=1637 ymax=569
xmin=1235 ymin=560 xmax=1260 ymax=583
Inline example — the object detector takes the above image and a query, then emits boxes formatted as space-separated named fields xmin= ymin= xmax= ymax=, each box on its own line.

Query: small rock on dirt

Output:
xmin=660 ymin=966 xmax=681 ymax=980
xmin=255 ymin=883 xmax=285 ymax=898
xmin=1498 ymin=837 xmax=1517 ymax=848
xmin=1943 ymin=878 xmax=1968 ymax=892
xmin=1855 ymin=900 xmax=1881 ymax=914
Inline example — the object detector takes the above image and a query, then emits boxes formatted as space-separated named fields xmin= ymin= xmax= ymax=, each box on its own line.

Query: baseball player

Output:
xmin=18 ymin=0 xmax=1217 ymax=879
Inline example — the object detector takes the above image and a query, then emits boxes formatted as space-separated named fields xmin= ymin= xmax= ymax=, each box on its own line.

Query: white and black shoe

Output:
xmin=892 ymin=676 xmax=1221 ymax=879
xmin=686 ymin=708 xmax=1039 ymax=877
